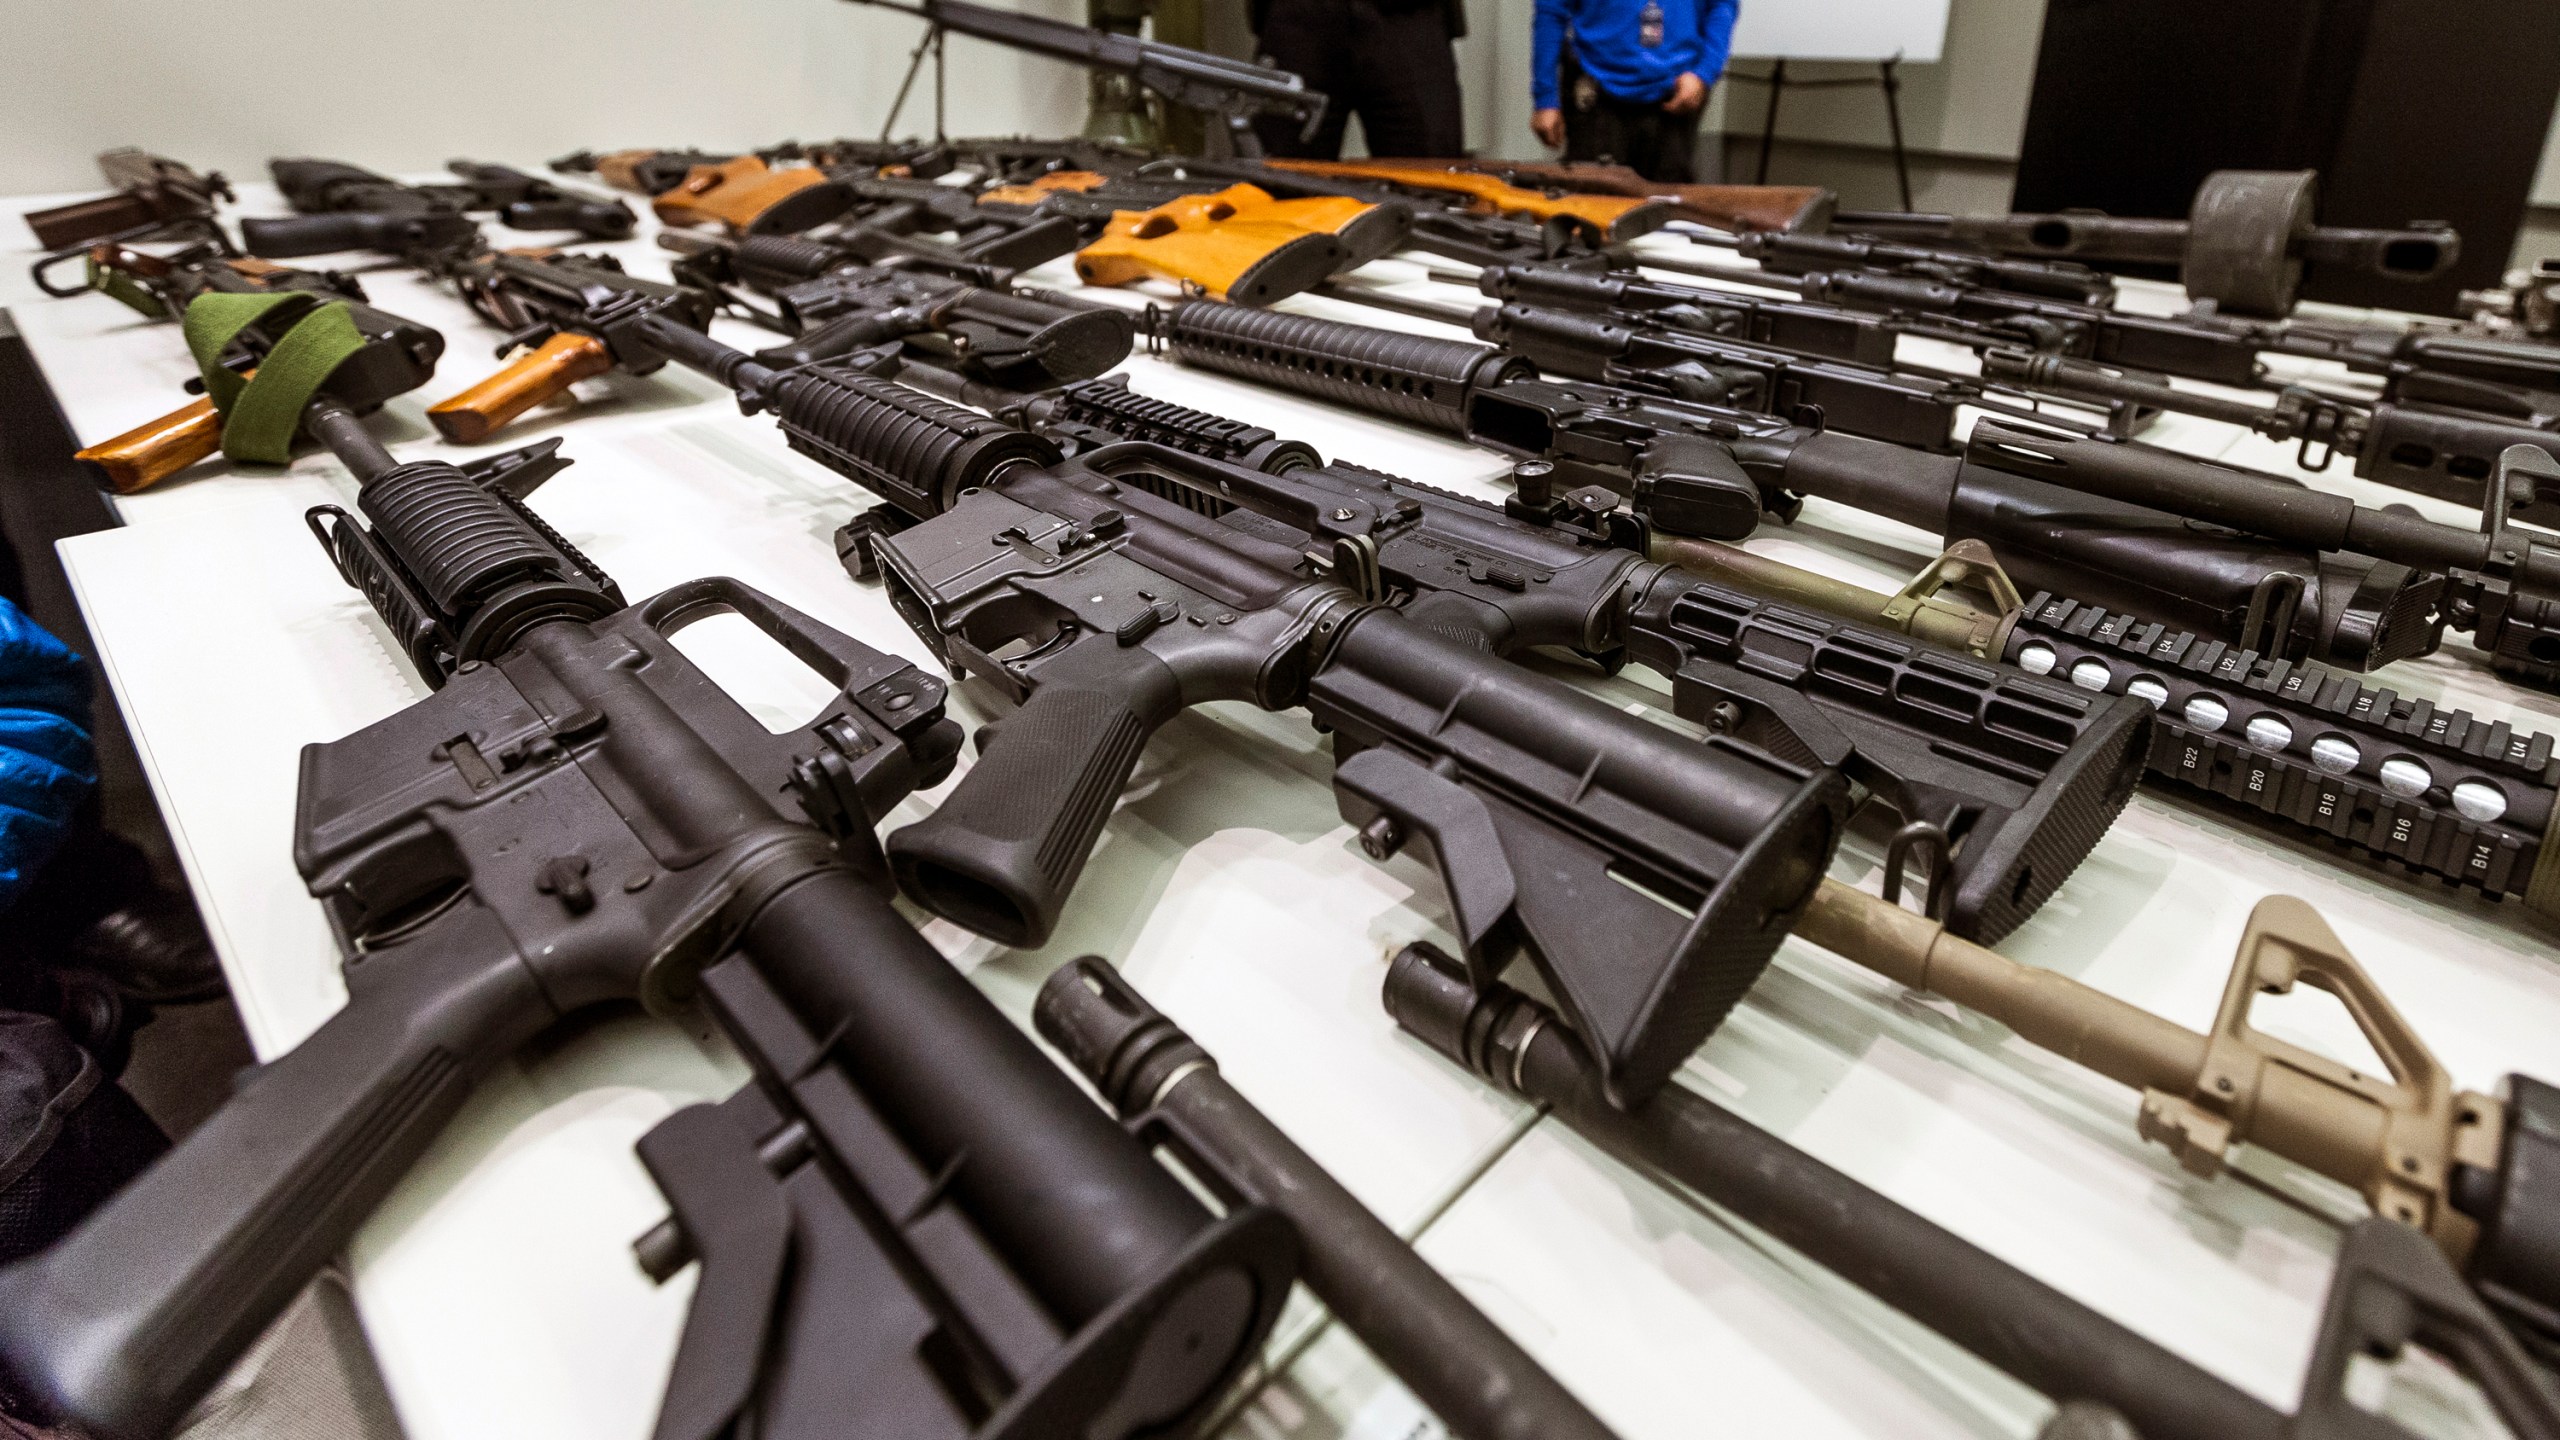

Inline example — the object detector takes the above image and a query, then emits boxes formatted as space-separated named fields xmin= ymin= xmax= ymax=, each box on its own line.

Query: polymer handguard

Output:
xmin=0 ymin=417 xmax=1295 ymax=1440
xmin=24 ymin=148 xmax=230 ymax=251
xmin=1835 ymin=169 xmax=2460 ymax=316
xmin=1070 ymin=184 xmax=1350 ymax=304
xmin=70 ymin=249 xmax=444 ymax=492
xmin=1387 ymin=941 xmax=2560 ymax=1440
xmin=1794 ymin=884 xmax=2560 ymax=1367
xmin=1153 ymin=300 xmax=2442 ymax=674
xmin=650 ymin=155 xmax=849 ymax=236
xmin=947 ymin=381 xmax=2143 ymax=944
xmin=425 ymin=250 xmax=719 ymax=442
xmin=1038 ymin=958 xmax=1625 ymax=1440
xmin=977 ymin=171 xmax=1414 ymax=276
xmin=1269 ymin=158 xmax=1674 ymax=245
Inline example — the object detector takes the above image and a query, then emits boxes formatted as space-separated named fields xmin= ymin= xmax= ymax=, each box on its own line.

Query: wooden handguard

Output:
xmin=74 ymin=395 xmax=225 ymax=494
xmin=1074 ymin=185 xmax=1349 ymax=304
xmin=426 ymin=332 xmax=614 ymax=443
xmin=1270 ymin=158 xmax=1673 ymax=242
xmin=1461 ymin=160 xmax=1832 ymax=233
xmin=650 ymin=157 xmax=838 ymax=235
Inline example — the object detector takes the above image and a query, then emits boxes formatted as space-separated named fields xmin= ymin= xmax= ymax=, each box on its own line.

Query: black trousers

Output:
xmin=1559 ymin=45 xmax=1706 ymax=183
xmin=1253 ymin=0 xmax=1466 ymax=159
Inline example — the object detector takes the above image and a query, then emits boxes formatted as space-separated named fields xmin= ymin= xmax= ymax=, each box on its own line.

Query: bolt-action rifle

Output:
xmin=0 ymin=394 xmax=1296 ymax=1440
xmin=65 ymin=242 xmax=444 ymax=493
xmin=1153 ymin=301 xmax=2443 ymax=676
xmin=1833 ymin=168 xmax=2458 ymax=316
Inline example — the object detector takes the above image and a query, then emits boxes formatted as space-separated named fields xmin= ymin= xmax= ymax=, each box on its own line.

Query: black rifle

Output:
xmin=1153 ymin=301 xmax=2443 ymax=676
xmin=0 ymin=406 xmax=1294 ymax=1440
xmin=611 ymin=320 xmax=1848 ymax=1102
xmin=872 ymin=369 xmax=2147 ymax=943
xmin=1832 ymin=169 xmax=2458 ymax=316
xmin=242 ymin=158 xmax=631 ymax=259
xmin=1038 ymin=958 xmax=1625 ymax=1440
xmin=791 ymin=173 xmax=1090 ymax=271
xmin=25 ymin=148 xmax=231 ymax=251
xmin=1385 ymin=943 xmax=2560 ymax=1440
xmin=1716 ymin=226 xmax=2123 ymax=304
xmin=1487 ymin=258 xmax=2560 ymax=524
xmin=845 ymin=0 xmax=1326 ymax=158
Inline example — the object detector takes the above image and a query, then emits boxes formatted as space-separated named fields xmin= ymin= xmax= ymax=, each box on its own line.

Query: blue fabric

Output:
xmin=0 ymin=599 xmax=95 ymax=915
xmin=1532 ymin=0 xmax=1738 ymax=109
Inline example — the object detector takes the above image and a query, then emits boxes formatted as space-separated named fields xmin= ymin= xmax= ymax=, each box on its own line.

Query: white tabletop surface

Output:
xmin=6 ymin=173 xmax=2558 ymax=1440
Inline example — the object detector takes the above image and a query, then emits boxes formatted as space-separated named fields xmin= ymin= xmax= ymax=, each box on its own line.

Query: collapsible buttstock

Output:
xmin=1076 ymin=186 xmax=1345 ymax=305
xmin=75 ymin=394 xmax=228 ymax=494
xmin=427 ymin=332 xmax=615 ymax=443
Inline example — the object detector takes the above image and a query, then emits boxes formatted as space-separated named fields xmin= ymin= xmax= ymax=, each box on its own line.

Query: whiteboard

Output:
xmin=1727 ymin=0 xmax=1952 ymax=64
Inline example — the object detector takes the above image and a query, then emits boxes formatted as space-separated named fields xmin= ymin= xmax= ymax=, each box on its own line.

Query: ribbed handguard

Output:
xmin=771 ymin=366 xmax=1061 ymax=521
xmin=1160 ymin=301 xmax=1521 ymax=434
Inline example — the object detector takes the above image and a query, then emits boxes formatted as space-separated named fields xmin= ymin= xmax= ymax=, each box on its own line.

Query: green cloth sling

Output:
xmin=174 ymin=291 xmax=368 ymax=465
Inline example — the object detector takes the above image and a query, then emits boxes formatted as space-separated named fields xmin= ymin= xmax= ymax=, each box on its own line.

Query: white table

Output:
xmin=7 ymin=175 xmax=2556 ymax=1440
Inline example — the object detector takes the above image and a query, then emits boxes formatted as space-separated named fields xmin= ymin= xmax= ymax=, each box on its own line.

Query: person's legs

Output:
xmin=1345 ymin=0 xmax=1465 ymax=156
xmin=1253 ymin=0 xmax=1356 ymax=157
xmin=1559 ymin=46 xmax=1632 ymax=166
xmin=1645 ymin=97 xmax=1703 ymax=182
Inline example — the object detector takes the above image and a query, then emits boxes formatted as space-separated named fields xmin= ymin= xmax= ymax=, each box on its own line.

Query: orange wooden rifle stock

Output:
xmin=651 ymin=157 xmax=847 ymax=236
xmin=1065 ymin=183 xmax=1374 ymax=303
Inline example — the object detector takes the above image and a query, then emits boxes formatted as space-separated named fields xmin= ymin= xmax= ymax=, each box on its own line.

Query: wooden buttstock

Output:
xmin=1270 ymin=158 xmax=1673 ymax=241
xmin=1075 ymin=186 xmax=1344 ymax=304
xmin=650 ymin=157 xmax=831 ymax=234
xmin=75 ymin=395 xmax=225 ymax=494
xmin=426 ymin=333 xmax=615 ymax=443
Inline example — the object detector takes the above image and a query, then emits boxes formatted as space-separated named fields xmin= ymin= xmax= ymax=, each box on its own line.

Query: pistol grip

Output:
xmin=75 ymin=395 xmax=226 ymax=494
xmin=427 ymin=332 xmax=616 ymax=443
xmin=0 ymin=934 xmax=553 ymax=1440
xmin=887 ymin=652 xmax=1183 ymax=948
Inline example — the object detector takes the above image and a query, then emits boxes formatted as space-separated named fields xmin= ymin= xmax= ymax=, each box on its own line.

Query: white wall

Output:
xmin=0 ymin=0 xmax=1090 ymax=196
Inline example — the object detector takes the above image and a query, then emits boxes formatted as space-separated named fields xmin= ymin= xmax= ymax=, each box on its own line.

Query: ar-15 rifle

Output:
xmin=1154 ymin=301 xmax=2442 ymax=677
xmin=0 ymin=402 xmax=1296 ymax=1440
xmin=1835 ymin=168 xmax=2459 ymax=317
xmin=24 ymin=149 xmax=231 ymax=253
xmin=1466 ymin=260 xmax=2560 ymax=525
xmin=861 ymin=368 xmax=2146 ymax=943
xmin=846 ymin=0 xmax=1326 ymax=159
xmin=580 ymin=321 xmax=1849 ymax=1103
xmin=66 ymin=243 xmax=445 ymax=493
xmin=241 ymin=158 xmax=633 ymax=257
xmin=1388 ymin=929 xmax=2560 ymax=1439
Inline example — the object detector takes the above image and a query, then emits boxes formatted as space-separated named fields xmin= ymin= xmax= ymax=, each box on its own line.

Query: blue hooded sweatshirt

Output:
xmin=1533 ymin=0 xmax=1739 ymax=110
xmin=0 ymin=597 xmax=94 ymax=914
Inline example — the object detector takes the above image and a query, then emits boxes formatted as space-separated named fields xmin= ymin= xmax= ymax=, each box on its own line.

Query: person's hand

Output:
xmin=1532 ymin=108 xmax=1566 ymax=149
xmin=1664 ymin=72 xmax=1709 ymax=113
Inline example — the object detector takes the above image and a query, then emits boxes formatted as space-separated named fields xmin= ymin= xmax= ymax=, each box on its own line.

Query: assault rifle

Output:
xmin=849 ymin=368 xmax=2147 ymax=943
xmin=1388 ymin=931 xmax=2560 ymax=1438
xmin=1833 ymin=168 xmax=2458 ymax=316
xmin=241 ymin=158 xmax=632 ymax=257
xmin=66 ymin=241 xmax=444 ymax=493
xmin=24 ymin=149 xmax=230 ymax=252
xmin=425 ymin=248 xmax=1127 ymax=441
xmin=1713 ymin=226 xmax=2124 ymax=304
xmin=0 ymin=389 xmax=1295 ymax=1440
xmin=535 ymin=309 xmax=1850 ymax=1102
xmin=844 ymin=0 xmax=1326 ymax=159
xmin=551 ymin=145 xmax=801 ymax=196
xmin=1155 ymin=301 xmax=2442 ymax=675
xmin=1510 ymin=255 xmax=2560 ymax=521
